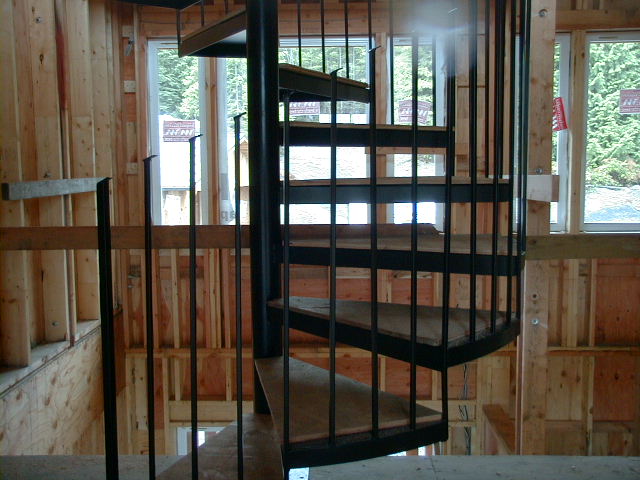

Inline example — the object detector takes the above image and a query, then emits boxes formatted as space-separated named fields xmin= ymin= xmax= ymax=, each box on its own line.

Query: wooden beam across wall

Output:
xmin=1 ymin=226 xmax=638 ymax=259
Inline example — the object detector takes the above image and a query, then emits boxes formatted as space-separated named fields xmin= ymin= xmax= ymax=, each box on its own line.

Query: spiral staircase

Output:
xmin=114 ymin=0 xmax=530 ymax=478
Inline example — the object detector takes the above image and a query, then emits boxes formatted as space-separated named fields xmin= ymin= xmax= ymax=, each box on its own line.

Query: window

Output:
xmin=551 ymin=33 xmax=570 ymax=232
xmin=148 ymin=40 xmax=208 ymax=225
xmin=219 ymin=37 xmax=371 ymax=226
xmin=583 ymin=32 xmax=640 ymax=231
xmin=389 ymin=36 xmax=444 ymax=227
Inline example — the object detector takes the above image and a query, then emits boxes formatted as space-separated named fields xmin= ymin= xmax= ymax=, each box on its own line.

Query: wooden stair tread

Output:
xmin=286 ymin=121 xmax=446 ymax=132
xmin=289 ymin=176 xmax=508 ymax=186
xmin=240 ymin=177 xmax=511 ymax=204
xmin=179 ymin=9 xmax=247 ymax=58
xmin=157 ymin=414 xmax=282 ymax=480
xmin=118 ymin=0 xmax=199 ymax=8
xmin=279 ymin=65 xmax=370 ymax=103
xmin=279 ymin=64 xmax=368 ymax=89
xmin=255 ymin=356 xmax=441 ymax=445
xmin=289 ymin=231 xmax=517 ymax=256
xmin=270 ymin=296 xmax=509 ymax=347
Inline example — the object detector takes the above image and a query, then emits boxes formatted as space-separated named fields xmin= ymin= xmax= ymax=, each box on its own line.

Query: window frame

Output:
xmin=551 ymin=33 xmax=571 ymax=232
xmin=581 ymin=31 xmax=640 ymax=233
xmin=147 ymin=39 xmax=210 ymax=225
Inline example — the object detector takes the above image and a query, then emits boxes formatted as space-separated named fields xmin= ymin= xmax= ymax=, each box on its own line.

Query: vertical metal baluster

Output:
xmin=225 ymin=0 xmax=229 ymax=14
xmin=200 ymin=0 xmax=205 ymax=26
xmin=177 ymin=8 xmax=181 ymax=47
xmin=518 ymin=0 xmax=532 ymax=318
xmin=484 ymin=0 xmax=490 ymax=177
xmin=368 ymin=47 xmax=380 ymax=438
xmin=442 ymin=4 xmax=457 ymax=429
xmin=143 ymin=156 xmax=158 ymax=480
xmin=388 ymin=0 xmax=395 ymax=124
xmin=234 ymin=114 xmax=245 ymax=480
xmin=469 ymin=1 xmax=478 ymax=343
xmin=282 ymin=92 xmax=292 ymax=456
xmin=367 ymin=0 xmax=373 ymax=50
xmin=409 ymin=30 xmax=418 ymax=430
xmin=432 ymin=36 xmax=437 ymax=126
xmin=321 ymin=0 xmax=327 ymax=73
xmin=491 ymin=0 xmax=506 ymax=335
xmin=506 ymin=0 xmax=517 ymax=324
xmin=344 ymin=0 xmax=350 ymax=78
xmin=297 ymin=0 xmax=303 ymax=67
xmin=329 ymin=70 xmax=339 ymax=446
xmin=97 ymin=178 xmax=119 ymax=480
xmin=189 ymin=134 xmax=202 ymax=480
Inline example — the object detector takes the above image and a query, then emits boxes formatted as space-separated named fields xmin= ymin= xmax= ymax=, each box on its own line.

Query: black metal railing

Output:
xmin=93 ymin=1 xmax=533 ymax=479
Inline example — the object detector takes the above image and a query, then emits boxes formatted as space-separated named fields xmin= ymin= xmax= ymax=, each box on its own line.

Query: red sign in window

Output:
xmin=619 ymin=89 xmax=640 ymax=114
xmin=163 ymin=120 xmax=196 ymax=142
xmin=398 ymin=100 xmax=432 ymax=125
xmin=552 ymin=97 xmax=568 ymax=132
xmin=290 ymin=102 xmax=320 ymax=116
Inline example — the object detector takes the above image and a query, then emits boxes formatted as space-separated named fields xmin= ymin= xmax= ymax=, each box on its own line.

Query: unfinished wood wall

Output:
xmin=0 ymin=0 xmax=638 ymax=459
xmin=0 ymin=0 xmax=123 ymax=454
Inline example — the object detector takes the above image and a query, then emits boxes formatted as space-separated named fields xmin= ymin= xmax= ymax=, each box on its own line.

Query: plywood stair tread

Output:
xmin=119 ymin=0 xmax=199 ymax=8
xmin=280 ymin=121 xmax=448 ymax=148
xmin=157 ymin=414 xmax=282 ymax=480
xmin=286 ymin=121 xmax=446 ymax=132
xmin=279 ymin=64 xmax=368 ymax=89
xmin=289 ymin=230 xmax=516 ymax=256
xmin=279 ymin=64 xmax=370 ymax=103
xmin=270 ymin=296 xmax=508 ymax=347
xmin=178 ymin=9 xmax=247 ymax=58
xmin=289 ymin=176 xmax=508 ymax=186
xmin=254 ymin=356 xmax=441 ymax=446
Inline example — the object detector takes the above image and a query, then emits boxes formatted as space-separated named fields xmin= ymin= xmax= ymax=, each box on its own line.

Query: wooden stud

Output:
xmin=516 ymin=0 xmax=555 ymax=455
xmin=0 ymin=0 xmax=32 ymax=367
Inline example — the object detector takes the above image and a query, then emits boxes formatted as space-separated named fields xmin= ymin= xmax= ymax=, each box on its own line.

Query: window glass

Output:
xmin=149 ymin=42 xmax=207 ymax=225
xmin=584 ymin=33 xmax=640 ymax=229
xmin=551 ymin=34 xmax=570 ymax=231
xmin=220 ymin=38 xmax=370 ymax=226
xmin=390 ymin=37 xmax=441 ymax=225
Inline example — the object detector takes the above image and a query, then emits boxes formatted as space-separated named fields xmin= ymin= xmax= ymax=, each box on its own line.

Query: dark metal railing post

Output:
xmin=320 ymin=0 xmax=327 ymax=73
xmin=297 ymin=0 xmax=303 ymax=66
xmin=388 ymin=0 xmax=395 ymax=124
xmin=518 ymin=0 xmax=532 ymax=319
xmin=507 ymin=0 xmax=517 ymax=323
xmin=491 ymin=0 xmax=507 ymax=335
xmin=409 ymin=30 xmax=418 ymax=430
xmin=233 ymin=114 xmax=246 ymax=480
xmin=282 ymin=92 xmax=292 ymax=458
xmin=344 ymin=0 xmax=350 ymax=78
xmin=97 ymin=178 xmax=119 ymax=480
xmin=367 ymin=0 xmax=373 ymax=50
xmin=368 ymin=46 xmax=380 ymax=438
xmin=189 ymin=134 xmax=202 ymax=480
xmin=246 ymin=0 xmax=282 ymax=413
xmin=469 ymin=0 xmax=478 ymax=343
xmin=176 ymin=8 xmax=182 ymax=47
xmin=329 ymin=70 xmax=340 ymax=446
xmin=143 ymin=156 xmax=158 ymax=480
xmin=484 ymin=0 xmax=491 ymax=177
xmin=442 ymin=7 xmax=457 ymax=425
